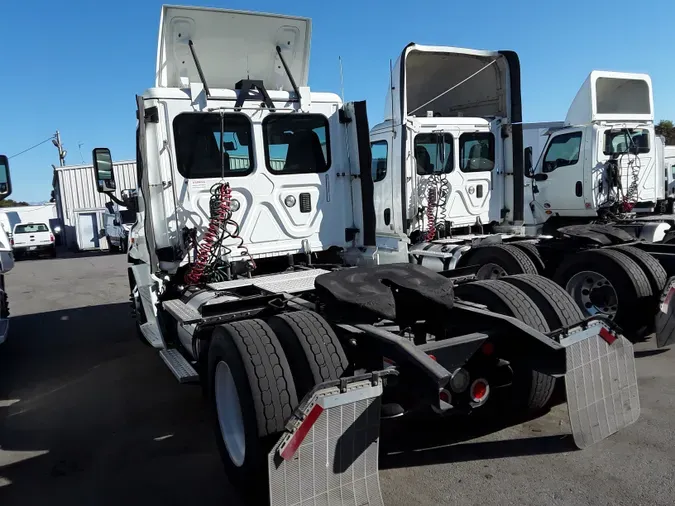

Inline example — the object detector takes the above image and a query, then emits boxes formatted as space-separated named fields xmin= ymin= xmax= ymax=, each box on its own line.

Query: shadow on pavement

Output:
xmin=0 ymin=303 xmax=236 ymax=506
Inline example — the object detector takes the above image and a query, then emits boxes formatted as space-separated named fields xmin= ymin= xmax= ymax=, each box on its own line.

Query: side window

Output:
xmin=370 ymin=141 xmax=388 ymax=182
xmin=671 ymin=164 xmax=675 ymax=179
xmin=460 ymin=132 xmax=495 ymax=172
xmin=414 ymin=133 xmax=453 ymax=175
xmin=543 ymin=132 xmax=582 ymax=173
xmin=263 ymin=114 xmax=330 ymax=174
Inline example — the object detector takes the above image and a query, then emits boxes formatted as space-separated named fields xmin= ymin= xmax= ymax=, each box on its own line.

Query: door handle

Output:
xmin=575 ymin=181 xmax=583 ymax=197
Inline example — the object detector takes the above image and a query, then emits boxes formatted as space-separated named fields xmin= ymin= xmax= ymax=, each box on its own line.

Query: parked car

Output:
xmin=11 ymin=222 xmax=56 ymax=259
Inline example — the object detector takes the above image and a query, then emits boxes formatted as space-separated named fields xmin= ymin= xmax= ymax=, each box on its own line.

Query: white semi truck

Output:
xmin=91 ymin=6 xmax=643 ymax=505
xmin=369 ymin=45 xmax=675 ymax=343
xmin=0 ymin=155 xmax=14 ymax=344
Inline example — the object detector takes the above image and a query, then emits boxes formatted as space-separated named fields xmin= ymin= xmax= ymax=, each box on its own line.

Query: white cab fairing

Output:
xmin=156 ymin=6 xmax=311 ymax=92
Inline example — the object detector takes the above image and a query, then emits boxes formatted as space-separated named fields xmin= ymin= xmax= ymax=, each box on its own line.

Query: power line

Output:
xmin=8 ymin=136 xmax=56 ymax=160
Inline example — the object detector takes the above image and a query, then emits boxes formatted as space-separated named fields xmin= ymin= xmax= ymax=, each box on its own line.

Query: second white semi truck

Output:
xmin=369 ymin=45 xmax=675 ymax=343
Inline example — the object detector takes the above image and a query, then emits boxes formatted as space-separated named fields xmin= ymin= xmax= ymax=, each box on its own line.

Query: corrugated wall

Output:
xmin=54 ymin=161 xmax=137 ymax=249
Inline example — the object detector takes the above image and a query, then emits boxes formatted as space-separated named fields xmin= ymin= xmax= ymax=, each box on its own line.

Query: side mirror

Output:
xmin=533 ymin=173 xmax=548 ymax=182
xmin=113 ymin=219 xmax=120 ymax=226
xmin=0 ymin=155 xmax=13 ymax=201
xmin=92 ymin=148 xmax=116 ymax=193
xmin=524 ymin=147 xmax=533 ymax=176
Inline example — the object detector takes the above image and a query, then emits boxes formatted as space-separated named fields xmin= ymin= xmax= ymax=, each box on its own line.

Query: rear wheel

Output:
xmin=553 ymin=248 xmax=652 ymax=339
xmin=267 ymin=310 xmax=348 ymax=399
xmin=502 ymin=274 xmax=584 ymax=330
xmin=608 ymin=246 xmax=667 ymax=296
xmin=454 ymin=279 xmax=555 ymax=412
xmin=509 ymin=242 xmax=546 ymax=274
xmin=208 ymin=319 xmax=297 ymax=503
xmin=457 ymin=244 xmax=538 ymax=280
xmin=107 ymin=236 xmax=118 ymax=253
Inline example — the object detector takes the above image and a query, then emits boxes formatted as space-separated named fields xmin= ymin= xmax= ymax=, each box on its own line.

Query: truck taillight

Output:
xmin=9 ymin=238 xmax=13 ymax=246
xmin=50 ymin=234 xmax=55 ymax=242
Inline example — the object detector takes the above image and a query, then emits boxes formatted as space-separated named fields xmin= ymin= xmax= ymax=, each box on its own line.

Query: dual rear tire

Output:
xmin=458 ymin=242 xmax=667 ymax=341
xmin=207 ymin=311 xmax=347 ymax=503
xmin=455 ymin=275 xmax=583 ymax=412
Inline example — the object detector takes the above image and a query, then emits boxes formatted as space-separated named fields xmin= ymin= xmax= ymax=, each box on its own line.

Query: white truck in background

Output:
xmin=0 ymin=155 xmax=15 ymax=344
xmin=665 ymin=144 xmax=675 ymax=196
xmin=86 ymin=6 xmax=641 ymax=504
xmin=103 ymin=199 xmax=136 ymax=253
xmin=369 ymin=46 xmax=675 ymax=343
xmin=11 ymin=222 xmax=56 ymax=259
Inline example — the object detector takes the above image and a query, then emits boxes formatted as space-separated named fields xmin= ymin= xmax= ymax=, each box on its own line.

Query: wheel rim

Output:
xmin=214 ymin=360 xmax=246 ymax=467
xmin=476 ymin=262 xmax=508 ymax=280
xmin=565 ymin=271 xmax=618 ymax=318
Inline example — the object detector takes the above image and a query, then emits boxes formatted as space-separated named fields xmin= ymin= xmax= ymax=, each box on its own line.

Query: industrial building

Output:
xmin=52 ymin=161 xmax=137 ymax=250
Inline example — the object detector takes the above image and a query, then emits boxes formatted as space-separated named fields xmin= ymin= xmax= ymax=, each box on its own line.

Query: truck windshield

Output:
xmin=173 ymin=113 xmax=254 ymax=178
xmin=460 ymin=132 xmax=495 ymax=172
xmin=262 ymin=114 xmax=330 ymax=174
xmin=603 ymin=128 xmax=650 ymax=155
xmin=119 ymin=210 xmax=135 ymax=224
xmin=15 ymin=223 xmax=48 ymax=234
xmin=414 ymin=133 xmax=453 ymax=175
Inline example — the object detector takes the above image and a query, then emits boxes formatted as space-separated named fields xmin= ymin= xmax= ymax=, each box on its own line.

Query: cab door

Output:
xmin=531 ymin=128 xmax=593 ymax=221
xmin=453 ymin=130 xmax=496 ymax=224
xmin=369 ymin=133 xmax=396 ymax=237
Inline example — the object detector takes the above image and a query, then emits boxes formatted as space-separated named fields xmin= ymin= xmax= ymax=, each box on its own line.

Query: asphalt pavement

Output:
xmin=0 ymin=252 xmax=674 ymax=506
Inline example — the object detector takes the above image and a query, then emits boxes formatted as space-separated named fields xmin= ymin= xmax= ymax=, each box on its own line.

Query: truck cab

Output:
xmin=369 ymin=44 xmax=523 ymax=264
xmin=0 ymin=155 xmax=14 ymax=343
xmin=525 ymin=71 xmax=661 ymax=229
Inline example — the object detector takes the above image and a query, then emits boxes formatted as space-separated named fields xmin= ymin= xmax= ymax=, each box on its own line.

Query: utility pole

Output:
xmin=52 ymin=130 xmax=67 ymax=167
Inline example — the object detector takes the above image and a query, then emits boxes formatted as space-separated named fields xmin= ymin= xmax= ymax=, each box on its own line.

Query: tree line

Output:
xmin=656 ymin=120 xmax=675 ymax=145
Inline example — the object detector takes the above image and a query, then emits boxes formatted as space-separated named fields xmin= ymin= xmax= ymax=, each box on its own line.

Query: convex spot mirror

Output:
xmin=0 ymin=155 xmax=12 ymax=200
xmin=93 ymin=148 xmax=116 ymax=193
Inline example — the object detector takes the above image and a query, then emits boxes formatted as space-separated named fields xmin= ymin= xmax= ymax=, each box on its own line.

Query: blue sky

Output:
xmin=2 ymin=0 xmax=674 ymax=203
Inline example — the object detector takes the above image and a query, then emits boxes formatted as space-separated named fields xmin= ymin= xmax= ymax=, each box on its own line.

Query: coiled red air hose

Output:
xmin=426 ymin=187 xmax=437 ymax=242
xmin=185 ymin=184 xmax=231 ymax=284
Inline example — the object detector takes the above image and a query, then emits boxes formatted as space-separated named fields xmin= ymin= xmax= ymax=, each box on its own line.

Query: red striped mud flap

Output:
xmin=655 ymin=276 xmax=675 ymax=348
xmin=560 ymin=321 xmax=639 ymax=449
xmin=268 ymin=377 xmax=385 ymax=506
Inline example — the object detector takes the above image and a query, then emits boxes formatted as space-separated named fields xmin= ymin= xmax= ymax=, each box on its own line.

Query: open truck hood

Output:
xmin=384 ymin=44 xmax=518 ymax=124
xmin=565 ymin=71 xmax=654 ymax=125
xmin=156 ymin=5 xmax=311 ymax=91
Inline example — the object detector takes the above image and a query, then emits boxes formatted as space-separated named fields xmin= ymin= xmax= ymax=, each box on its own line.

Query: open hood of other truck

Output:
xmin=385 ymin=44 xmax=512 ymax=122
xmin=156 ymin=5 xmax=311 ymax=92
xmin=565 ymin=71 xmax=654 ymax=125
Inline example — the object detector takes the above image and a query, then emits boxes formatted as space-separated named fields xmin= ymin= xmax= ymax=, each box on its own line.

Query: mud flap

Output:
xmin=268 ymin=376 xmax=385 ymax=506
xmin=560 ymin=323 xmax=639 ymax=449
xmin=655 ymin=276 xmax=675 ymax=348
